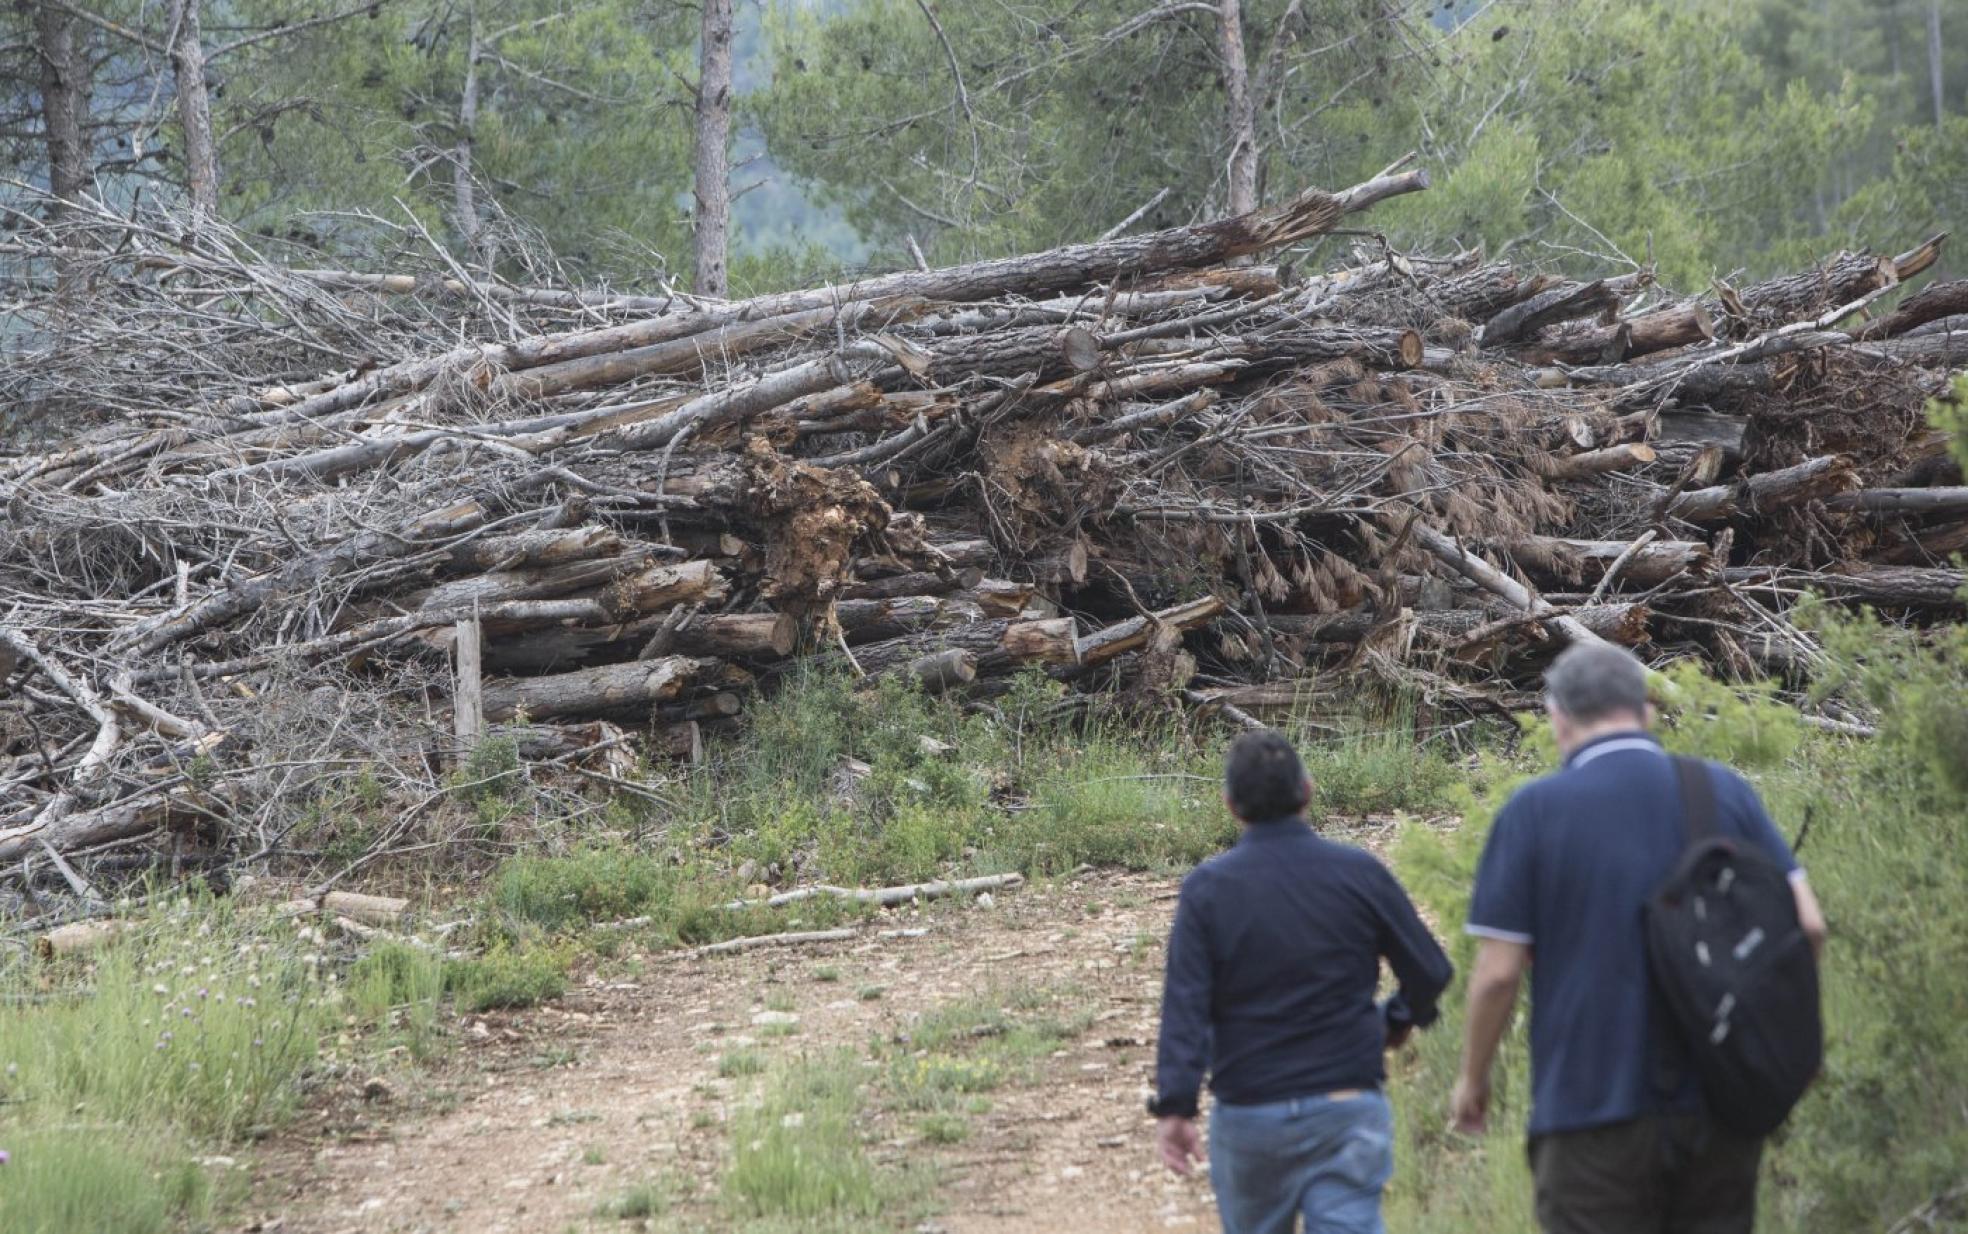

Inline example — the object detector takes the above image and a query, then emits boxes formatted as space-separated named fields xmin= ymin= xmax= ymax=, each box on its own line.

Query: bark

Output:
xmin=840 ymin=567 xmax=984 ymax=603
xmin=848 ymin=617 xmax=1080 ymax=677
xmin=1531 ymin=443 xmax=1658 ymax=482
xmin=1407 ymin=520 xmax=1607 ymax=649
xmin=27 ymin=0 xmax=92 ymax=212
xmin=905 ymin=647 xmax=977 ymax=693
xmin=1495 ymin=536 xmax=1712 ymax=588
xmin=599 ymin=559 xmax=731 ymax=618
xmin=1884 ymin=518 xmax=1968 ymax=564
xmin=481 ymin=655 xmax=716 ymax=722
xmin=1852 ymin=279 xmax=1968 ymax=340
xmin=444 ymin=527 xmax=625 ymax=572
xmin=1478 ymin=281 xmax=1620 ymax=348
xmin=691 ymin=0 xmax=734 ymax=297
xmin=1824 ymin=486 xmax=1968 ymax=516
xmin=835 ymin=594 xmax=969 ymax=643
xmin=1521 ymin=304 xmax=1714 ymax=366
xmin=411 ymin=554 xmax=644 ymax=612
xmin=1074 ymin=596 xmax=1226 ymax=666
xmin=454 ymin=14 xmax=482 ymax=253
xmin=1725 ymin=565 xmax=1965 ymax=610
xmin=1666 ymin=455 xmax=1858 ymax=523
xmin=1930 ymin=0 xmax=1946 ymax=131
xmin=1721 ymin=251 xmax=1894 ymax=326
xmin=1218 ymin=0 xmax=1258 ymax=217
xmin=482 ymin=611 xmax=793 ymax=673
xmin=167 ymin=0 xmax=218 ymax=221
xmin=1433 ymin=267 xmax=1556 ymax=324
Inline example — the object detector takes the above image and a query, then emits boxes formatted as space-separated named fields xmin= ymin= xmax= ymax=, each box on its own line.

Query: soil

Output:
xmin=245 ymin=868 xmax=1243 ymax=1234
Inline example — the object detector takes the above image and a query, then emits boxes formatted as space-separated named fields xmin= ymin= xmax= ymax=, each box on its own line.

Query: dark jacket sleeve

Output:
xmin=1153 ymin=869 xmax=1214 ymax=1117
xmin=1371 ymin=861 xmax=1454 ymax=1030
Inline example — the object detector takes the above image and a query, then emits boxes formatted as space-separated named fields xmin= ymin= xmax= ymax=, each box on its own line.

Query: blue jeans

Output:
xmin=1209 ymin=1089 xmax=1395 ymax=1234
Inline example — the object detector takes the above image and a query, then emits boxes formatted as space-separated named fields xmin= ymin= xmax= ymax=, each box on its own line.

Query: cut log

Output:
xmin=323 ymin=891 xmax=409 ymax=926
xmin=651 ymin=720 xmax=704 ymax=763
xmin=445 ymin=527 xmax=625 ymax=572
xmin=835 ymin=594 xmax=966 ymax=643
xmin=1851 ymin=278 xmax=1968 ymax=341
xmin=1264 ymin=601 xmax=1650 ymax=647
xmin=1721 ymin=250 xmax=1895 ymax=326
xmin=414 ymin=554 xmax=641 ymax=612
xmin=1883 ymin=518 xmax=1968 ymax=565
xmin=1075 ymin=596 xmax=1227 ymax=666
xmin=1532 ymin=443 xmax=1659 ymax=482
xmin=1406 ymin=521 xmax=1606 ymax=648
xmin=1478 ymin=280 xmax=1620 ymax=348
xmin=1667 ymin=455 xmax=1857 ymax=522
xmin=849 ymin=617 xmax=1080 ymax=677
xmin=1824 ymin=487 xmax=1968 ymax=516
xmin=905 ymin=648 xmax=978 ymax=693
xmin=481 ymin=611 xmax=793 ymax=674
xmin=481 ymin=656 xmax=716 ymax=722
xmin=839 ymin=567 xmax=985 ymax=602
xmin=1520 ymin=304 xmax=1714 ymax=365
xmin=453 ymin=618 xmax=483 ymax=753
xmin=600 ymin=559 xmax=731 ymax=617
xmin=1725 ymin=565 xmax=1965 ymax=610
xmin=1496 ymin=536 xmax=1712 ymax=588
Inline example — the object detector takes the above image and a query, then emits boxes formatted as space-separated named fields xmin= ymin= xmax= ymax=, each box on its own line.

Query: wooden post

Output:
xmin=454 ymin=616 xmax=483 ymax=755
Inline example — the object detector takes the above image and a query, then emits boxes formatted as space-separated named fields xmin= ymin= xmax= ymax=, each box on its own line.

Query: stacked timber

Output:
xmin=0 ymin=165 xmax=1963 ymax=867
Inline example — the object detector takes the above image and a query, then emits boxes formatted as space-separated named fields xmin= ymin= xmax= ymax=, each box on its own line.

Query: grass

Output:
xmin=718 ymin=1047 xmax=766 ymax=1077
xmin=0 ymin=894 xmax=384 ymax=1230
xmin=444 ymin=942 xmax=568 ymax=1012
xmin=596 ymin=1178 xmax=673 ymax=1220
xmin=722 ymin=1051 xmax=897 ymax=1222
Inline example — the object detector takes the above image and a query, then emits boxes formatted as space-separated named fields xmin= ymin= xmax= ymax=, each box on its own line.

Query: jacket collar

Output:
xmin=1563 ymin=729 xmax=1664 ymax=770
xmin=1238 ymin=816 xmax=1312 ymax=842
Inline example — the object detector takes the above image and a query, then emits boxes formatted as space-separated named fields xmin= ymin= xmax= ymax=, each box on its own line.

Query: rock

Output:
xmin=735 ymin=858 xmax=758 ymax=884
xmin=362 ymin=1077 xmax=394 ymax=1102
xmin=976 ymin=892 xmax=995 ymax=910
xmin=750 ymin=1010 xmax=799 ymax=1027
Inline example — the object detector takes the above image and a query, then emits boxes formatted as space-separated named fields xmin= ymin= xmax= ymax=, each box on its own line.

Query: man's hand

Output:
xmin=1156 ymin=1115 xmax=1205 ymax=1176
xmin=1384 ymin=1022 xmax=1414 ymax=1051
xmin=1450 ymin=1072 xmax=1490 ymax=1135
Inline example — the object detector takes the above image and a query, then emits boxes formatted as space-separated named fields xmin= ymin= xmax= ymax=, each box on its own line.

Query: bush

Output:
xmin=0 ymin=1127 xmax=208 ymax=1234
xmin=445 ymin=943 xmax=568 ymax=1012
xmin=723 ymin=1052 xmax=890 ymax=1220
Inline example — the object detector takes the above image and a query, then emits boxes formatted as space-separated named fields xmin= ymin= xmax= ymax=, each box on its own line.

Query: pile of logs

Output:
xmin=1 ymin=163 xmax=1964 ymax=874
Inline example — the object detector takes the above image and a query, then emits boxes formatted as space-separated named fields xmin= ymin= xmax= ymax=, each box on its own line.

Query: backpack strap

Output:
xmin=1672 ymin=754 xmax=1719 ymax=845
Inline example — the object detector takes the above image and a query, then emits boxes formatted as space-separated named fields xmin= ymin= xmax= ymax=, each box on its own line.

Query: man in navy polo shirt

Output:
xmin=1451 ymin=643 xmax=1827 ymax=1234
xmin=1151 ymin=729 xmax=1453 ymax=1234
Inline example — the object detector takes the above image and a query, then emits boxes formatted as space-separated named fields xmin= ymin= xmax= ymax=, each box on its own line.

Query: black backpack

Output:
xmin=1644 ymin=755 xmax=1822 ymax=1137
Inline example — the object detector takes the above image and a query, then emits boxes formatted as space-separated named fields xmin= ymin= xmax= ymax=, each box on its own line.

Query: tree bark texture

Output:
xmin=167 ymin=0 xmax=218 ymax=220
xmin=692 ymin=0 xmax=734 ymax=297
xmin=1218 ymin=0 xmax=1258 ymax=218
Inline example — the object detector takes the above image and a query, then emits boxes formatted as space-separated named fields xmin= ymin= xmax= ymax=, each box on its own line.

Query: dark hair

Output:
xmin=1223 ymin=730 xmax=1312 ymax=822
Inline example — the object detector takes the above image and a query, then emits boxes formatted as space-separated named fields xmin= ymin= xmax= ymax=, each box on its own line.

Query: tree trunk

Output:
xmin=1824 ymin=486 xmax=1968 ymax=516
xmin=481 ymin=610 xmax=795 ymax=673
xmin=848 ymin=617 xmax=1079 ymax=677
xmin=27 ymin=0 xmax=91 ymax=211
xmin=1929 ymin=0 xmax=1946 ymax=131
xmin=1218 ymin=0 xmax=1258 ymax=218
xmin=691 ymin=0 xmax=734 ymax=297
xmin=481 ymin=656 xmax=715 ymax=722
xmin=167 ymin=0 xmax=218 ymax=221
xmin=1497 ymin=536 xmax=1712 ymax=588
xmin=454 ymin=14 xmax=482 ymax=254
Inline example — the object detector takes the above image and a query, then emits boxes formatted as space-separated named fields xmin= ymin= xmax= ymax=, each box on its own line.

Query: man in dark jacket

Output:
xmin=1452 ymin=642 xmax=1827 ymax=1233
xmin=1151 ymin=729 xmax=1453 ymax=1234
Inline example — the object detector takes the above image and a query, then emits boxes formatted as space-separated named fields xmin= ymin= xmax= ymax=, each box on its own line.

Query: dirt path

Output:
xmin=248 ymin=870 xmax=1226 ymax=1233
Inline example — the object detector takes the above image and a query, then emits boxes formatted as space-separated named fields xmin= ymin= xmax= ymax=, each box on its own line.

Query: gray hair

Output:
xmin=1543 ymin=642 xmax=1650 ymax=722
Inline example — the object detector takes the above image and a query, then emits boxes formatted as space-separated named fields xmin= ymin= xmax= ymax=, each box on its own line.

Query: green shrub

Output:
xmin=348 ymin=941 xmax=445 ymax=1054
xmin=0 ymin=1127 xmax=208 ymax=1234
xmin=723 ymin=1052 xmax=891 ymax=1220
xmin=445 ymin=943 xmax=567 ymax=1012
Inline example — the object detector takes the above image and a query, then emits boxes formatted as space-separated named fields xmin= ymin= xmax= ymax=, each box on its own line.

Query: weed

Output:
xmin=857 ymin=985 xmax=885 ymax=1001
xmin=813 ymin=965 xmax=841 ymax=983
xmin=722 ymin=1051 xmax=894 ymax=1220
xmin=445 ymin=943 xmax=567 ymax=1012
xmin=918 ymin=1113 xmax=969 ymax=1144
xmin=581 ymin=1144 xmax=606 ymax=1166
xmin=596 ymin=1178 xmax=672 ymax=1220
xmin=718 ymin=1048 xmax=765 ymax=1078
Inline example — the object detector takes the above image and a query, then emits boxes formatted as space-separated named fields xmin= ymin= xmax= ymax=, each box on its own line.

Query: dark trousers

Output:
xmin=1529 ymin=1115 xmax=1763 ymax=1234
